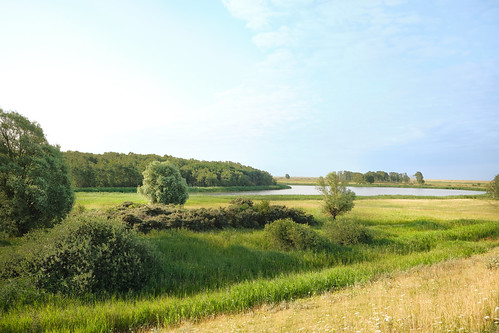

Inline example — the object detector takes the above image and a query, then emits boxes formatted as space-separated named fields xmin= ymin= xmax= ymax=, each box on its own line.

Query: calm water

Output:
xmin=210 ymin=185 xmax=486 ymax=197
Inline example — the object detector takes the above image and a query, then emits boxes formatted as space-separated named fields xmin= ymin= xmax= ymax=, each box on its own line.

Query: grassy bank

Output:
xmin=1 ymin=195 xmax=497 ymax=332
xmin=171 ymin=249 xmax=499 ymax=332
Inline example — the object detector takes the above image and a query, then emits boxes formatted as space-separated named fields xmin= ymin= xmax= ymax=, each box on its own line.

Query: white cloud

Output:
xmin=222 ymin=0 xmax=274 ymax=30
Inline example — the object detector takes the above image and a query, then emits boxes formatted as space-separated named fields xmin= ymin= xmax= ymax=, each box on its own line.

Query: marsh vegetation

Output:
xmin=1 ymin=193 xmax=498 ymax=332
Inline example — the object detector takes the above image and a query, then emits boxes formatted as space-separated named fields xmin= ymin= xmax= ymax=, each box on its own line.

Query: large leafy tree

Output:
xmin=0 ymin=110 xmax=74 ymax=236
xmin=317 ymin=172 xmax=356 ymax=220
xmin=138 ymin=161 xmax=189 ymax=205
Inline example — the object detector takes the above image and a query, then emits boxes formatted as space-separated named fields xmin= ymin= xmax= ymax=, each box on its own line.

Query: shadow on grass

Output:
xmin=147 ymin=230 xmax=363 ymax=297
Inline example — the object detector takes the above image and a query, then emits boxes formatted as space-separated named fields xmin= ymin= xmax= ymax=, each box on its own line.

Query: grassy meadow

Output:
xmin=171 ymin=249 xmax=499 ymax=332
xmin=1 ymin=190 xmax=498 ymax=332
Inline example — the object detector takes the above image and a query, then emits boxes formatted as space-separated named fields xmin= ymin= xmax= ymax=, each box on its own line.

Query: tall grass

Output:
xmin=175 ymin=249 xmax=499 ymax=333
xmin=1 ymin=219 xmax=497 ymax=332
xmin=1 ymin=242 xmax=496 ymax=332
xmin=1 ymin=196 xmax=498 ymax=332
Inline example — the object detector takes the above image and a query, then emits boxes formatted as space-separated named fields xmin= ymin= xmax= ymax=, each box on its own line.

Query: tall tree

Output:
xmin=414 ymin=171 xmax=424 ymax=184
xmin=0 ymin=110 xmax=74 ymax=236
xmin=317 ymin=172 xmax=356 ymax=220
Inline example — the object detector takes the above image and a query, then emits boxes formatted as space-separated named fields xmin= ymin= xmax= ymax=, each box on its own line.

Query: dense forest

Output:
xmin=337 ymin=170 xmax=411 ymax=184
xmin=63 ymin=151 xmax=275 ymax=188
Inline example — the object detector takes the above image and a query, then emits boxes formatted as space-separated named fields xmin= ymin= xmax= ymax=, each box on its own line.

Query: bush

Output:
xmin=324 ymin=219 xmax=373 ymax=245
xmin=264 ymin=218 xmax=327 ymax=251
xmin=109 ymin=199 xmax=316 ymax=232
xmin=1 ymin=214 xmax=160 ymax=295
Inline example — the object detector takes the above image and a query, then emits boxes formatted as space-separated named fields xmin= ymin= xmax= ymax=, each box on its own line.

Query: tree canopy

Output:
xmin=317 ymin=172 xmax=356 ymax=220
xmin=63 ymin=151 xmax=275 ymax=188
xmin=0 ymin=110 xmax=74 ymax=236
xmin=414 ymin=171 xmax=424 ymax=184
xmin=138 ymin=161 xmax=189 ymax=205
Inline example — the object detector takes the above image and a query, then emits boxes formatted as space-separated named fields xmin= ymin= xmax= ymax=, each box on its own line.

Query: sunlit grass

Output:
xmin=4 ymin=193 xmax=495 ymax=332
xmin=351 ymin=199 xmax=499 ymax=223
xmin=171 ymin=249 xmax=499 ymax=333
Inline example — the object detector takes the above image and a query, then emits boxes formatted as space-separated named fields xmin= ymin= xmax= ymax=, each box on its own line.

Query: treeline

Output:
xmin=63 ymin=151 xmax=275 ymax=188
xmin=338 ymin=170 xmax=411 ymax=184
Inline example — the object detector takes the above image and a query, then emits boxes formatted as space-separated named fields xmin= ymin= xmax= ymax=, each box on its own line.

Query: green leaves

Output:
xmin=1 ymin=214 xmax=160 ymax=295
xmin=317 ymin=172 xmax=356 ymax=220
xmin=0 ymin=110 xmax=74 ymax=236
xmin=138 ymin=161 xmax=189 ymax=205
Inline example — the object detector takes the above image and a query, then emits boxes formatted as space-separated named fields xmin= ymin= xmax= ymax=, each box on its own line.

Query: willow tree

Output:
xmin=317 ymin=172 xmax=356 ymax=220
xmin=138 ymin=161 xmax=189 ymax=205
xmin=0 ymin=109 xmax=74 ymax=236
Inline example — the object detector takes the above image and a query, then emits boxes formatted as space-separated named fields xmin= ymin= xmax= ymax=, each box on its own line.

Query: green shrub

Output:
xmin=0 ymin=277 xmax=43 ymax=311
xmin=264 ymin=218 xmax=327 ymax=251
xmin=109 ymin=199 xmax=316 ymax=233
xmin=1 ymin=214 xmax=160 ymax=295
xmin=324 ymin=219 xmax=373 ymax=245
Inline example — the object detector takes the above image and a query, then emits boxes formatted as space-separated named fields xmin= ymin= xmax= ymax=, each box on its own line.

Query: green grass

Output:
xmin=1 ymin=194 xmax=498 ymax=332
xmin=74 ymin=184 xmax=291 ymax=193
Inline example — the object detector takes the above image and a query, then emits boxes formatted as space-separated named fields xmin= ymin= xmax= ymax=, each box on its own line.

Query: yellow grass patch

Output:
xmin=166 ymin=249 xmax=499 ymax=332
xmin=352 ymin=199 xmax=499 ymax=222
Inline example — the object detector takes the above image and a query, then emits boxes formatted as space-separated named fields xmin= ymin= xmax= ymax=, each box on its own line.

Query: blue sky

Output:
xmin=1 ymin=0 xmax=498 ymax=180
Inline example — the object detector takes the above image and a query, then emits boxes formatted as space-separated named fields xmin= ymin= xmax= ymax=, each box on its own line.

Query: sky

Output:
xmin=1 ymin=0 xmax=498 ymax=180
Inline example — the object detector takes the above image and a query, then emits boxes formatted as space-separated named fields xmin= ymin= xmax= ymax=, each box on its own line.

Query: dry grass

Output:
xmin=351 ymin=199 xmax=499 ymax=222
xmin=271 ymin=198 xmax=499 ymax=222
xmin=166 ymin=249 xmax=499 ymax=333
xmin=275 ymin=177 xmax=319 ymax=185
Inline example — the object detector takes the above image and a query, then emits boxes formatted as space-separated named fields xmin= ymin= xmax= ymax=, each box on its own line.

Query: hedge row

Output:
xmin=108 ymin=198 xmax=316 ymax=233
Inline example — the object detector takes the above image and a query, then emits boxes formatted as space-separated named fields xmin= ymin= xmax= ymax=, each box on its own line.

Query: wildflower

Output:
xmin=484 ymin=316 xmax=490 ymax=320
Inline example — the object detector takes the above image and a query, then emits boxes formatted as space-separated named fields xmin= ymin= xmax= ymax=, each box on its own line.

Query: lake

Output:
xmin=210 ymin=185 xmax=486 ymax=197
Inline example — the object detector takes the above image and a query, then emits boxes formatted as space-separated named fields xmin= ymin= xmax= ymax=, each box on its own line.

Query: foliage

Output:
xmin=138 ymin=161 xmax=189 ymax=205
xmin=0 ymin=214 xmax=159 ymax=296
xmin=109 ymin=198 xmax=316 ymax=232
xmin=487 ymin=174 xmax=499 ymax=199
xmin=414 ymin=171 xmax=425 ymax=184
xmin=317 ymin=172 xmax=356 ymax=220
xmin=64 ymin=151 xmax=276 ymax=188
xmin=0 ymin=109 xmax=74 ymax=236
xmin=337 ymin=170 xmax=410 ymax=184
xmin=264 ymin=218 xmax=328 ymax=251
xmin=324 ymin=219 xmax=373 ymax=245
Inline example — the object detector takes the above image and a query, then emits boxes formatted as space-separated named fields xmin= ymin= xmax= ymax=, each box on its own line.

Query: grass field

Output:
xmin=170 ymin=249 xmax=499 ymax=332
xmin=1 ymin=192 xmax=498 ymax=332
